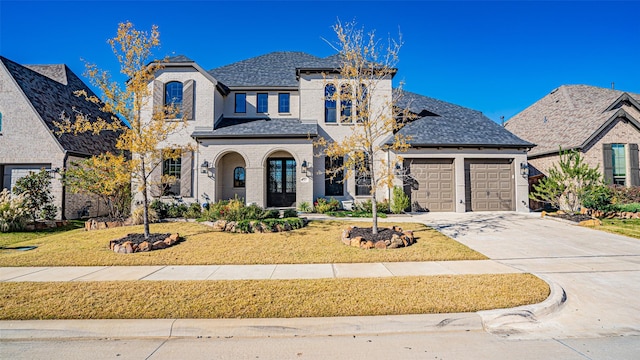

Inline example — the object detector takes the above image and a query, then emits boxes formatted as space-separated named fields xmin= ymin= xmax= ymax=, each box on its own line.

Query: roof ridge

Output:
xmin=559 ymin=85 xmax=577 ymax=110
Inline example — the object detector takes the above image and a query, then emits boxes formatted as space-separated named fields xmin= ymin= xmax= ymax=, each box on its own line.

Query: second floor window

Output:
xmin=278 ymin=93 xmax=290 ymax=113
xmin=325 ymin=84 xmax=337 ymax=123
xmin=257 ymin=93 xmax=268 ymax=113
xmin=340 ymin=84 xmax=352 ymax=122
xmin=235 ymin=93 xmax=246 ymax=113
xmin=165 ymin=81 xmax=183 ymax=117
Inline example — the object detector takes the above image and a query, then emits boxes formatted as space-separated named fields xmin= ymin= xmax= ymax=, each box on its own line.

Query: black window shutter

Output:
xmin=602 ymin=144 xmax=613 ymax=184
xmin=629 ymin=143 xmax=640 ymax=186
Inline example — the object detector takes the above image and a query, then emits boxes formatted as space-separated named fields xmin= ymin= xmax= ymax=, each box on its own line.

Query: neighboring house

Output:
xmin=143 ymin=52 xmax=532 ymax=213
xmin=505 ymin=85 xmax=640 ymax=191
xmin=0 ymin=56 xmax=121 ymax=219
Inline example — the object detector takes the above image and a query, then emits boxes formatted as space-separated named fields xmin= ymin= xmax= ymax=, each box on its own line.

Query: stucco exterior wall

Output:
xmin=397 ymin=148 xmax=530 ymax=213
xmin=197 ymin=138 xmax=314 ymax=208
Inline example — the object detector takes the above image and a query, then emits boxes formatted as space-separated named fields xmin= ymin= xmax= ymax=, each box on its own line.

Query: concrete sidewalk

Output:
xmin=0 ymin=260 xmax=522 ymax=282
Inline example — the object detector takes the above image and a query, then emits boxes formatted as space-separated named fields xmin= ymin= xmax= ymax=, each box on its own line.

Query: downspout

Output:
xmin=61 ymin=152 xmax=68 ymax=220
xmin=386 ymin=149 xmax=391 ymax=201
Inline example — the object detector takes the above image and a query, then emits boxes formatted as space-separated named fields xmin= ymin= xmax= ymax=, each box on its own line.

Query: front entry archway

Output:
xmin=267 ymin=158 xmax=296 ymax=207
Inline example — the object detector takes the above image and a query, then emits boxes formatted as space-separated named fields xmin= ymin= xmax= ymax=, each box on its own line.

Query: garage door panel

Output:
xmin=405 ymin=159 xmax=454 ymax=212
xmin=465 ymin=159 xmax=514 ymax=212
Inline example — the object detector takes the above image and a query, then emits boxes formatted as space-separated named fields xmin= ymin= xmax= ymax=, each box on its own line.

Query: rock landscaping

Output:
xmin=109 ymin=233 xmax=181 ymax=254
xmin=341 ymin=225 xmax=415 ymax=249
xmin=85 ymin=218 xmax=132 ymax=231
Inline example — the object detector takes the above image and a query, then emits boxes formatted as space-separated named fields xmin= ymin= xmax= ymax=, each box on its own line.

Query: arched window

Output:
xmin=165 ymin=81 xmax=183 ymax=116
xmin=234 ymin=167 xmax=245 ymax=188
xmin=324 ymin=84 xmax=337 ymax=123
xmin=340 ymin=84 xmax=352 ymax=122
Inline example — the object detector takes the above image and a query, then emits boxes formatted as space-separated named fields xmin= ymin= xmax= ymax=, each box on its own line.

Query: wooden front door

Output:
xmin=267 ymin=158 xmax=296 ymax=207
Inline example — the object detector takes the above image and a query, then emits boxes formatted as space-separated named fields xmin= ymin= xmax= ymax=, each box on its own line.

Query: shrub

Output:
xmin=261 ymin=209 xmax=280 ymax=219
xmin=244 ymin=204 xmax=267 ymax=220
xmin=184 ymin=202 xmax=202 ymax=219
xmin=40 ymin=204 xmax=58 ymax=220
xmin=391 ymin=186 xmax=410 ymax=214
xmin=282 ymin=209 xmax=298 ymax=218
xmin=354 ymin=199 xmax=390 ymax=214
xmin=297 ymin=201 xmax=313 ymax=213
xmin=314 ymin=197 xmax=340 ymax=214
xmin=150 ymin=199 xmax=168 ymax=218
xmin=530 ymin=148 xmax=603 ymax=212
xmin=12 ymin=169 xmax=55 ymax=222
xmin=582 ymin=185 xmax=613 ymax=210
xmin=610 ymin=185 xmax=640 ymax=204
xmin=0 ymin=189 xmax=29 ymax=232
xmin=131 ymin=206 xmax=159 ymax=225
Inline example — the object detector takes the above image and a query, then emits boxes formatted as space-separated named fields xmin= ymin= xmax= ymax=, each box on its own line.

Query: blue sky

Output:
xmin=1 ymin=1 xmax=639 ymax=123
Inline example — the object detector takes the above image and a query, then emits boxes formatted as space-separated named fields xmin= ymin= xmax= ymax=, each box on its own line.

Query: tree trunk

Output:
xmin=141 ymin=157 xmax=150 ymax=239
xmin=371 ymin=194 xmax=378 ymax=234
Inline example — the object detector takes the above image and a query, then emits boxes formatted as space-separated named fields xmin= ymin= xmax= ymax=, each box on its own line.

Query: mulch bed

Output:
xmin=547 ymin=213 xmax=593 ymax=223
xmin=111 ymin=233 xmax=172 ymax=247
xmin=349 ymin=227 xmax=404 ymax=242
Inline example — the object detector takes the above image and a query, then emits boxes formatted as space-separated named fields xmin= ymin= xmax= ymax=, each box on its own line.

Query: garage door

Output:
xmin=404 ymin=159 xmax=454 ymax=212
xmin=464 ymin=159 xmax=514 ymax=211
xmin=3 ymin=165 xmax=51 ymax=191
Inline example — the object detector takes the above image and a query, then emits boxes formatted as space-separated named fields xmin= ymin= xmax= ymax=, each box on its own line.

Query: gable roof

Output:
xmin=504 ymin=85 xmax=640 ymax=157
xmin=392 ymin=91 xmax=533 ymax=148
xmin=1 ymin=56 xmax=121 ymax=156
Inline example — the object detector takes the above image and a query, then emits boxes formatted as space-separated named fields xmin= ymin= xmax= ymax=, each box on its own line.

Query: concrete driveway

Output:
xmin=412 ymin=212 xmax=640 ymax=340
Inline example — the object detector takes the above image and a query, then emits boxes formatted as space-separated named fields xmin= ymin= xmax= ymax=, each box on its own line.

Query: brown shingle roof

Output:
xmin=505 ymin=85 xmax=640 ymax=157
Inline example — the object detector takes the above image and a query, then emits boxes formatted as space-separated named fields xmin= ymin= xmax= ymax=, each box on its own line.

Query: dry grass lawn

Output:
xmin=0 ymin=274 xmax=548 ymax=320
xmin=583 ymin=218 xmax=640 ymax=239
xmin=0 ymin=221 xmax=486 ymax=266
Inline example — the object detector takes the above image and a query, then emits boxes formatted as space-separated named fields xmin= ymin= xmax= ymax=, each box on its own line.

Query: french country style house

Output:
xmin=144 ymin=52 xmax=533 ymax=213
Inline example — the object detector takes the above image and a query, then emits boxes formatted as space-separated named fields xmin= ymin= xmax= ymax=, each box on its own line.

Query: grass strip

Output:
xmin=582 ymin=218 xmax=640 ymax=239
xmin=0 ymin=221 xmax=486 ymax=266
xmin=0 ymin=274 xmax=548 ymax=320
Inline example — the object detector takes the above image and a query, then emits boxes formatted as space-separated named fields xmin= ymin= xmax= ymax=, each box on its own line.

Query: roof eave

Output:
xmin=192 ymin=133 xmax=317 ymax=139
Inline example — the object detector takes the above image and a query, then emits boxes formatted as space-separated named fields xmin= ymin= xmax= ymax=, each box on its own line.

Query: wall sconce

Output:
xmin=201 ymin=160 xmax=209 ymax=174
xmin=301 ymin=160 xmax=308 ymax=174
xmin=520 ymin=162 xmax=529 ymax=177
xmin=394 ymin=162 xmax=402 ymax=175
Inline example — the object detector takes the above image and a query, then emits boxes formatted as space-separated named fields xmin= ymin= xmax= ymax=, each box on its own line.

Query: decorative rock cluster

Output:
xmin=588 ymin=210 xmax=640 ymax=219
xmin=109 ymin=233 xmax=180 ymax=254
xmin=341 ymin=226 xmax=415 ymax=250
xmin=85 ymin=218 xmax=131 ymax=231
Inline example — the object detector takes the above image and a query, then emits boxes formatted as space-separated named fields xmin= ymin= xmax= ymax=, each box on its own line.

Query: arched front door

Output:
xmin=267 ymin=158 xmax=296 ymax=207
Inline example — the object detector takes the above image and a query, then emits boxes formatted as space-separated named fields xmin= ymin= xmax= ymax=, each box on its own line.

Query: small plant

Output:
xmin=391 ymin=186 xmax=410 ymax=214
xmin=582 ymin=185 xmax=613 ymax=210
xmin=131 ymin=206 xmax=159 ymax=225
xmin=262 ymin=209 xmax=280 ymax=219
xmin=0 ymin=189 xmax=29 ymax=232
xmin=12 ymin=169 xmax=55 ymax=222
xmin=314 ymin=197 xmax=340 ymax=214
xmin=184 ymin=202 xmax=202 ymax=219
xmin=40 ymin=204 xmax=58 ymax=220
xmin=282 ymin=209 xmax=298 ymax=218
xmin=354 ymin=199 xmax=390 ymax=214
xmin=297 ymin=201 xmax=313 ymax=213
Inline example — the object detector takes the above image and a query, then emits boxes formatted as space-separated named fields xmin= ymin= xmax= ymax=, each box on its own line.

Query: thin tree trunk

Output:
xmin=140 ymin=157 xmax=150 ymax=239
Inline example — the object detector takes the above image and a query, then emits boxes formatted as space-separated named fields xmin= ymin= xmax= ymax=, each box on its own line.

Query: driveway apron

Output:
xmin=413 ymin=212 xmax=640 ymax=340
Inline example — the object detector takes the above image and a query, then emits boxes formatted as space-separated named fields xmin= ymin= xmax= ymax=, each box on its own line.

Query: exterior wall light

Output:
xmin=520 ymin=162 xmax=529 ymax=177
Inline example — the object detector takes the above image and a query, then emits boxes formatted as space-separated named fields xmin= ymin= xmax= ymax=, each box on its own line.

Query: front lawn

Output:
xmin=0 ymin=220 xmax=84 ymax=248
xmin=0 ymin=220 xmax=486 ymax=266
xmin=583 ymin=218 xmax=640 ymax=239
xmin=0 ymin=274 xmax=548 ymax=319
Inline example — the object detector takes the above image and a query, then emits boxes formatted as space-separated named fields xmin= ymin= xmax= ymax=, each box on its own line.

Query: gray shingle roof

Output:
xmin=393 ymin=90 xmax=533 ymax=148
xmin=1 ymin=56 xmax=122 ymax=156
xmin=504 ymin=85 xmax=640 ymax=157
xmin=207 ymin=51 xmax=341 ymax=88
xmin=166 ymin=55 xmax=194 ymax=63
xmin=192 ymin=117 xmax=317 ymax=139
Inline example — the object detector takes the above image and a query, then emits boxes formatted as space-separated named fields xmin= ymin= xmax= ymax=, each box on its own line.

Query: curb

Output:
xmin=477 ymin=275 xmax=567 ymax=332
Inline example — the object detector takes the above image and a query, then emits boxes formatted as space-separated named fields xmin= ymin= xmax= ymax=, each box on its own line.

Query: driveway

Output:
xmin=412 ymin=212 xmax=640 ymax=340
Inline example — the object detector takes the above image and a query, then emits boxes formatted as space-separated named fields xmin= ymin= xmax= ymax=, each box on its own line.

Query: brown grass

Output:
xmin=0 ymin=221 xmax=486 ymax=266
xmin=0 ymin=274 xmax=548 ymax=320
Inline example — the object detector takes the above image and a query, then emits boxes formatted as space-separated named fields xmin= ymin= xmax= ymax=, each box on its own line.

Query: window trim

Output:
xmin=324 ymin=83 xmax=337 ymax=123
xmin=278 ymin=93 xmax=290 ymax=113
xmin=164 ymin=81 xmax=184 ymax=118
xmin=233 ymin=167 xmax=246 ymax=188
xmin=162 ymin=153 xmax=182 ymax=196
xmin=235 ymin=93 xmax=247 ymax=113
xmin=257 ymin=93 xmax=268 ymax=113
xmin=612 ymin=143 xmax=626 ymax=185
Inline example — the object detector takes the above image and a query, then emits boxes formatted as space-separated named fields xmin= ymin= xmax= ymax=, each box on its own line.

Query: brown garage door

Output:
xmin=404 ymin=159 xmax=454 ymax=212
xmin=465 ymin=159 xmax=514 ymax=211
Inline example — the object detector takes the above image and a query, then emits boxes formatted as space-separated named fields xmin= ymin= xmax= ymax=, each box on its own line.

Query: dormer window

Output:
xmin=165 ymin=81 xmax=183 ymax=117
xmin=235 ymin=93 xmax=247 ymax=113
xmin=325 ymin=84 xmax=337 ymax=123
xmin=257 ymin=93 xmax=268 ymax=113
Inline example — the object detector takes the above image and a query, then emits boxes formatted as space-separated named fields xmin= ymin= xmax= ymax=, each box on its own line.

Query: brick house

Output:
xmin=505 ymin=85 xmax=640 ymax=197
xmin=144 ymin=52 xmax=533 ymax=212
xmin=0 ymin=56 xmax=122 ymax=219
